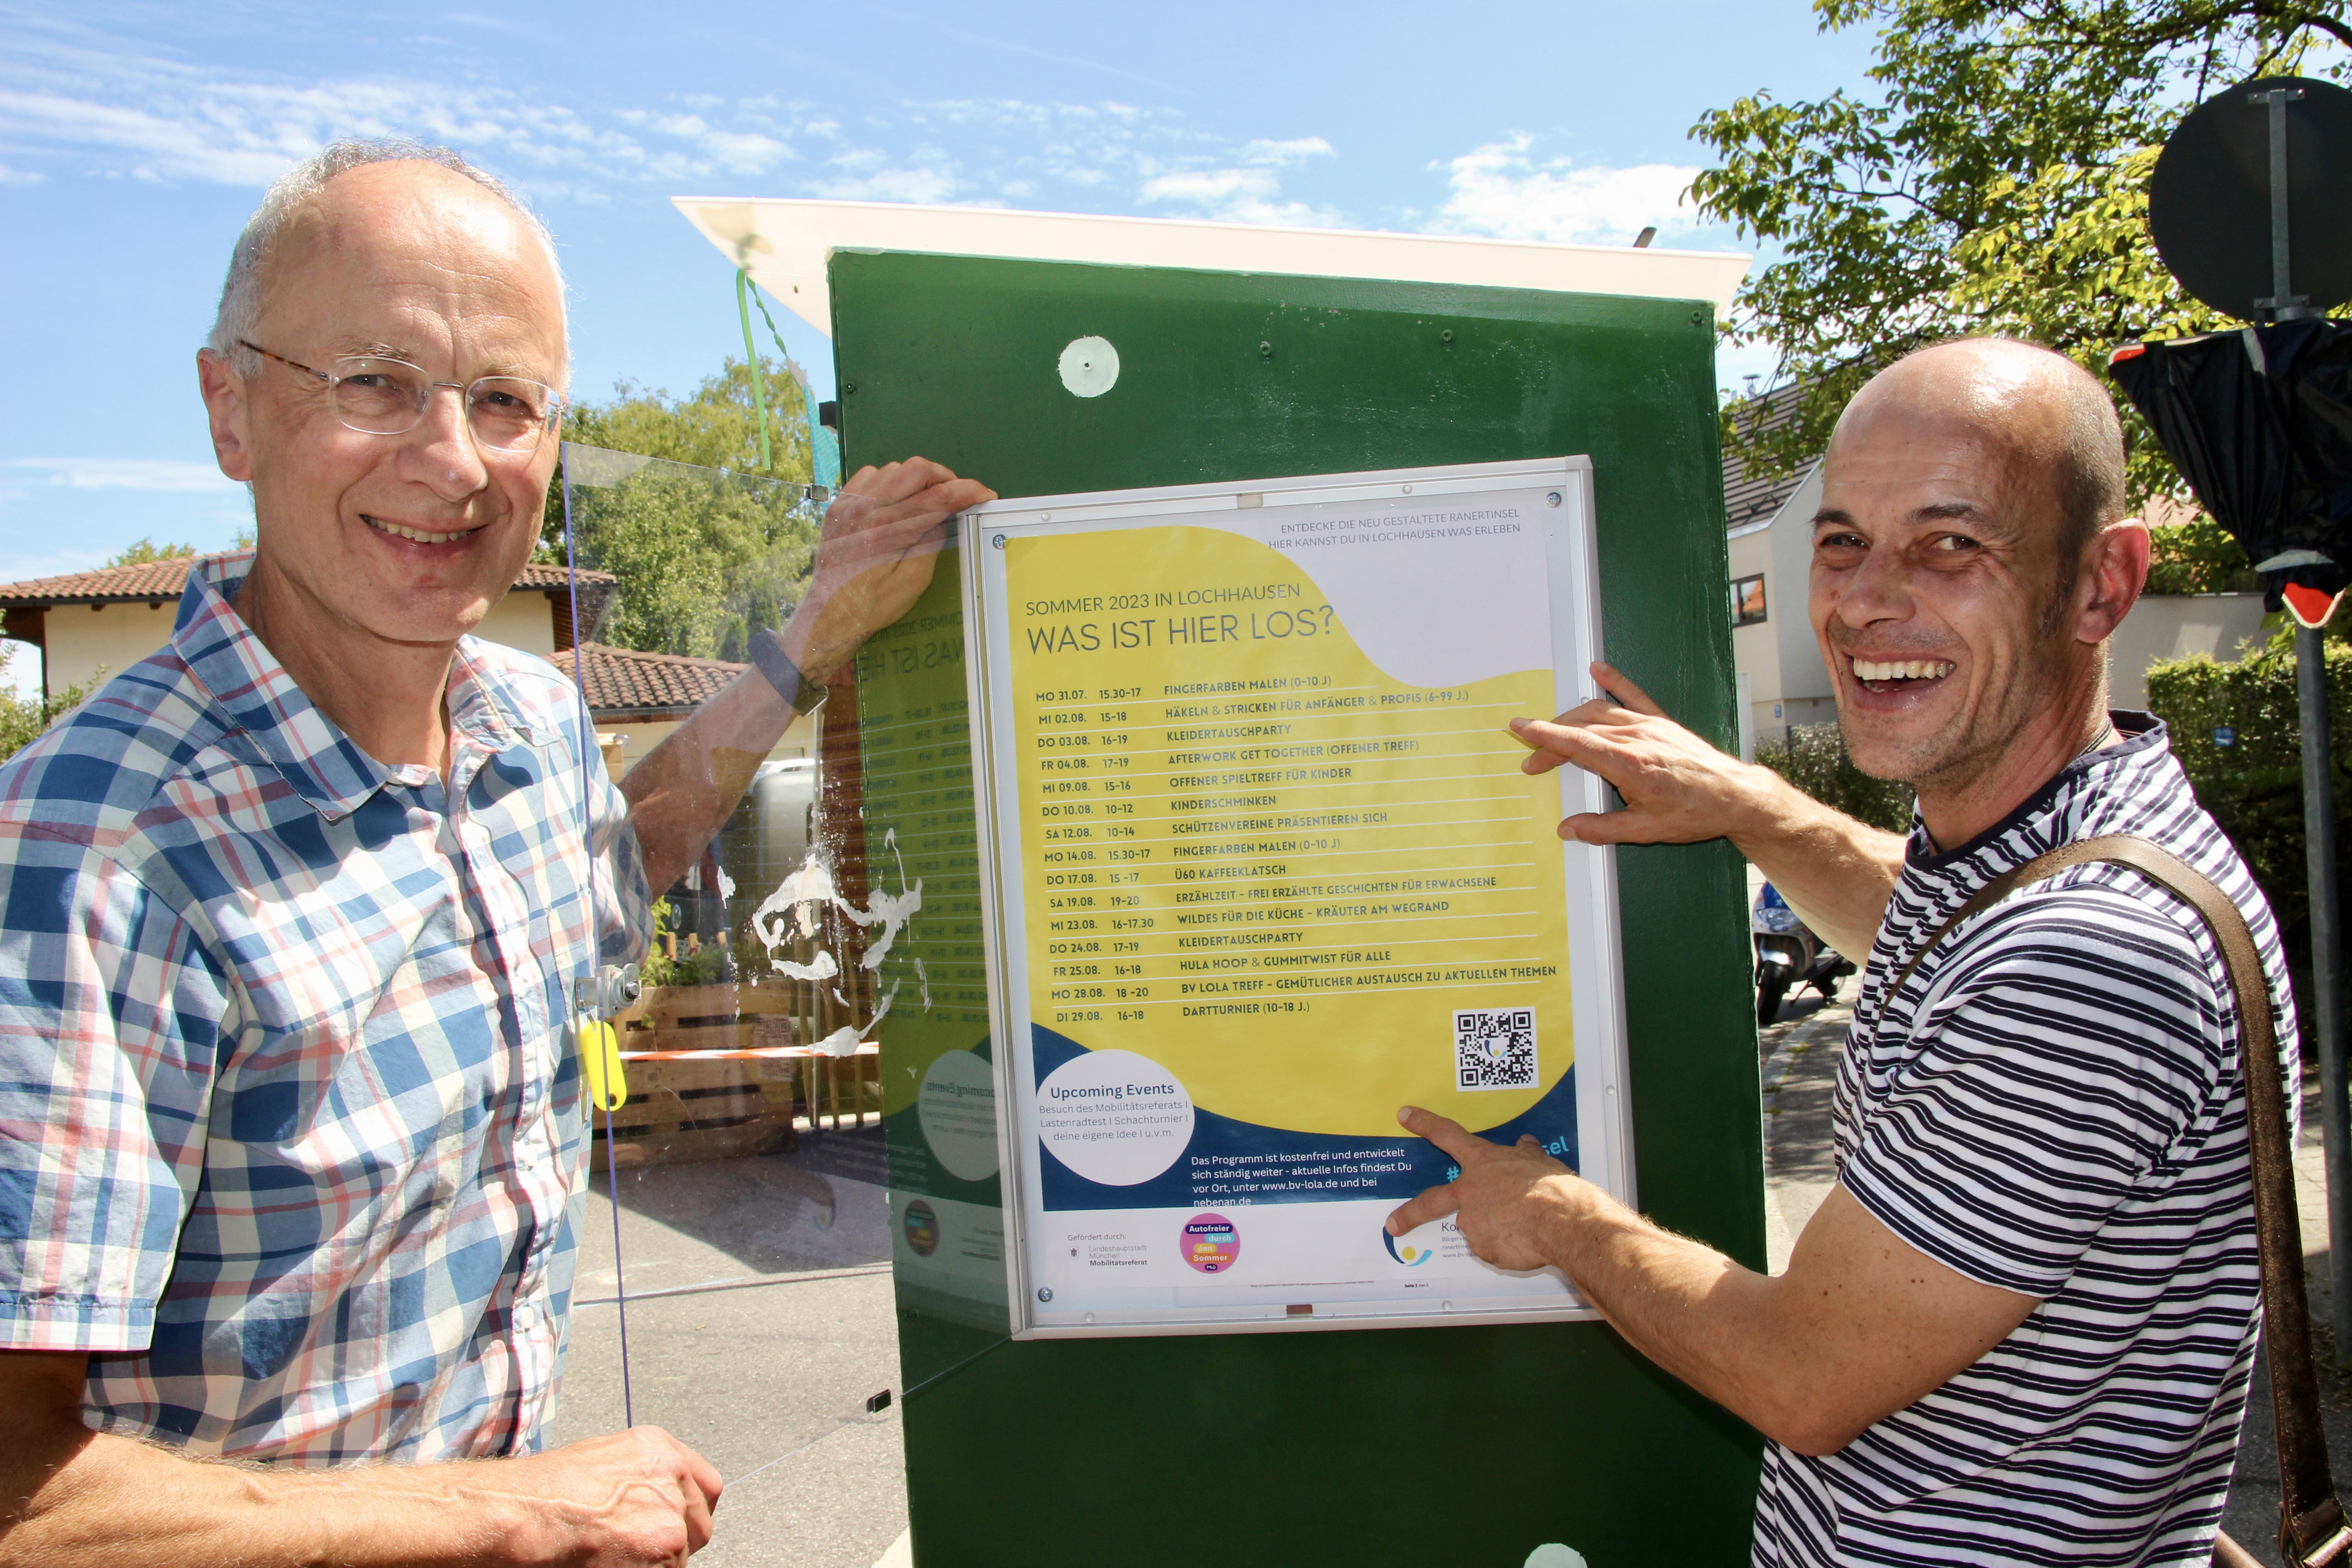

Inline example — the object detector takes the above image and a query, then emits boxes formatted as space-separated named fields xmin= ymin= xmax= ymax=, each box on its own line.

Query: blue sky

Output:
xmin=0 ymin=0 xmax=1879 ymax=597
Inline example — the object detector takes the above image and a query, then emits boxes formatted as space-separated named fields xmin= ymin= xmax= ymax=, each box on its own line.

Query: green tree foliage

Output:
xmin=544 ymin=357 xmax=821 ymax=661
xmin=1753 ymin=722 xmax=1918 ymax=834
xmin=543 ymin=355 xmax=813 ymax=553
xmin=1693 ymin=0 xmax=2352 ymax=502
xmin=106 ymin=538 xmax=197 ymax=566
xmin=637 ymin=898 xmax=739 ymax=990
xmin=2146 ymin=513 xmax=2258 ymax=594
xmin=563 ymin=460 xmax=818 ymax=661
xmin=2146 ymin=640 xmax=2351 ymax=1000
xmin=0 ymin=645 xmax=95 ymax=765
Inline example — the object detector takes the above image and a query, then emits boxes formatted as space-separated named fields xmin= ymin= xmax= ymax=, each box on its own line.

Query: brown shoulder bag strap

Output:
xmin=1888 ymin=833 xmax=2348 ymax=1568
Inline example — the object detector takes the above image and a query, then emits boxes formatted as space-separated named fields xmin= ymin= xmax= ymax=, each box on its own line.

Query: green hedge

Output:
xmin=1754 ymin=722 xmax=1917 ymax=836
xmin=2145 ymin=641 xmax=2351 ymax=1004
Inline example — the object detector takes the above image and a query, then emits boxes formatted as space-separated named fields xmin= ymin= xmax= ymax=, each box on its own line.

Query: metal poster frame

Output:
xmin=959 ymin=457 xmax=1632 ymax=1337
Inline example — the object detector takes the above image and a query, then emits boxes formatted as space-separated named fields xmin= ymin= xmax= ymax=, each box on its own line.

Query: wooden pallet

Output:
xmin=589 ymin=982 xmax=883 ymax=1167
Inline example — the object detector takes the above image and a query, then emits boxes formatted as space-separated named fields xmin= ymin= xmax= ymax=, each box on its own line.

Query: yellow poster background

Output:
xmin=1005 ymin=524 xmax=1575 ymax=1137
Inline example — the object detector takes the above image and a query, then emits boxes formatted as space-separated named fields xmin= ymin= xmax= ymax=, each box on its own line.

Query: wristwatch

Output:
xmin=752 ymin=633 xmax=824 ymax=714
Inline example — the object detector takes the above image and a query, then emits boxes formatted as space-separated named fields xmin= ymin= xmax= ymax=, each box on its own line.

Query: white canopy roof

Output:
xmin=672 ymin=197 xmax=1750 ymax=338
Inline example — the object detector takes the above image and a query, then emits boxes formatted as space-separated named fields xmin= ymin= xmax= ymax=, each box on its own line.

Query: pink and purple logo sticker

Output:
xmin=1181 ymin=1212 xmax=1240 ymax=1273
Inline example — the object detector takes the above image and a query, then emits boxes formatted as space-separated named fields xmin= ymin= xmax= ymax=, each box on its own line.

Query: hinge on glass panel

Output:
xmin=573 ymin=963 xmax=642 ymax=1022
xmin=573 ymin=963 xmax=641 ymax=1112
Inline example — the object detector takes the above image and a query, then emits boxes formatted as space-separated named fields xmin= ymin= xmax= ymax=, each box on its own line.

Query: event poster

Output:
xmin=964 ymin=460 xmax=1628 ymax=1335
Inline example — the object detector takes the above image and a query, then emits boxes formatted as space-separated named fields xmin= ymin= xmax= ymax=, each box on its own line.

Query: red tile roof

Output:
xmin=0 ymin=554 xmax=614 ymax=607
xmin=553 ymin=642 xmax=745 ymax=717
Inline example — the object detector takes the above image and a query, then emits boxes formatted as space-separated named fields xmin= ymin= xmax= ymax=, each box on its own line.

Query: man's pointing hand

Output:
xmin=1385 ymin=1105 xmax=1580 ymax=1275
xmin=1510 ymin=660 xmax=1773 ymax=848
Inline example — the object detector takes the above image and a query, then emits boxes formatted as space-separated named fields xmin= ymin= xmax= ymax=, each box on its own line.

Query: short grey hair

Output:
xmin=206 ymin=137 xmax=565 ymax=372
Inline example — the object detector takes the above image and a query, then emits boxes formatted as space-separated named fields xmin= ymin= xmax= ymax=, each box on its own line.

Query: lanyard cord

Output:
xmin=740 ymin=272 xmax=840 ymax=491
xmin=734 ymin=269 xmax=774 ymax=475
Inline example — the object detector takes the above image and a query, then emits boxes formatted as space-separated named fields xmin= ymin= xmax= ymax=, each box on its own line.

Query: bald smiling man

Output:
xmin=1389 ymin=340 xmax=2299 ymax=1566
xmin=0 ymin=140 xmax=990 ymax=1565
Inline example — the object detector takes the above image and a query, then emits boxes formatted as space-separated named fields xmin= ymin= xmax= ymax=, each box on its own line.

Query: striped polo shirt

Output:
xmin=1753 ymin=712 xmax=2298 ymax=1566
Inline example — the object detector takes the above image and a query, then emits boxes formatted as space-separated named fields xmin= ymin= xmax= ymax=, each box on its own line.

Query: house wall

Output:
xmin=44 ymin=601 xmax=180 ymax=697
xmin=476 ymin=591 xmax=558 ymax=658
xmin=39 ymin=588 xmax=559 ymax=700
xmin=1728 ymin=465 xmax=1837 ymax=741
xmin=1727 ymin=522 xmax=1779 ymax=724
xmin=597 ymin=707 xmax=818 ymax=780
xmin=2107 ymin=593 xmax=2269 ymax=710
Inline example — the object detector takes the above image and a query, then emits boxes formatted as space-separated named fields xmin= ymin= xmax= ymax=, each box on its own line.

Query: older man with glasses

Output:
xmin=0 ymin=139 xmax=991 ymax=1565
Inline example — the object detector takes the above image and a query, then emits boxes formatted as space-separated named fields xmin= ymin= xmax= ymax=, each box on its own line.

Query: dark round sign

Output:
xmin=2148 ymin=75 xmax=2352 ymax=321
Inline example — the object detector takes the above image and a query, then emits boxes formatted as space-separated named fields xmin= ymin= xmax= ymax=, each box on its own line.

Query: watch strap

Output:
xmin=751 ymin=634 xmax=823 ymax=713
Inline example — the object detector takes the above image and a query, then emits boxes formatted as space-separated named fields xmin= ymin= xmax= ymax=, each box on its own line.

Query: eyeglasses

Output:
xmin=238 ymin=340 xmax=565 ymax=454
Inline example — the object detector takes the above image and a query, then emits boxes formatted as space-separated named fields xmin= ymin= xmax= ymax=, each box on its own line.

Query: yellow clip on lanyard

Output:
xmin=577 ymin=1019 xmax=627 ymax=1112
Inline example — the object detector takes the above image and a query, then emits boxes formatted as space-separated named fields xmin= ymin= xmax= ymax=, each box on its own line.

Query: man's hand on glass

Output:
xmin=779 ymin=457 xmax=998 ymax=685
xmin=1511 ymin=661 xmax=1776 ymax=847
xmin=1514 ymin=660 xmax=1905 ymax=964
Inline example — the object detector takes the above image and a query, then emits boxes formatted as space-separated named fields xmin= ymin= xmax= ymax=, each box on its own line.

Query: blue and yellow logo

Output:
xmin=1382 ymin=1228 xmax=1437 ymax=1266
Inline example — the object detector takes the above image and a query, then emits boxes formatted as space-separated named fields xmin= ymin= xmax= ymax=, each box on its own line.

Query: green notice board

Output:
xmin=834 ymin=252 xmax=1762 ymax=1567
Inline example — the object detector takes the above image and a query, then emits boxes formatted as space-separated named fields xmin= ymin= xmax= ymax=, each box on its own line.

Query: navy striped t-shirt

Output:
xmin=1753 ymin=713 xmax=2299 ymax=1567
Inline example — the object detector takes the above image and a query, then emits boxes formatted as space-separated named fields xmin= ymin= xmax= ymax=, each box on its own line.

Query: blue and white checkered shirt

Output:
xmin=0 ymin=555 xmax=647 ymax=1465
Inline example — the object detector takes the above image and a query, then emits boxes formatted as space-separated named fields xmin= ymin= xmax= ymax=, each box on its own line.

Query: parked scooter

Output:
xmin=1752 ymin=882 xmax=1857 ymax=1026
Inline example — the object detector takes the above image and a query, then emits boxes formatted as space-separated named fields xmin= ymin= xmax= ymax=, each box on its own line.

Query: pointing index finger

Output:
xmin=1386 ymin=1182 xmax=1460 ymax=1237
xmin=1590 ymin=661 xmax=1667 ymax=718
xmin=1396 ymin=1104 xmax=1487 ymax=1165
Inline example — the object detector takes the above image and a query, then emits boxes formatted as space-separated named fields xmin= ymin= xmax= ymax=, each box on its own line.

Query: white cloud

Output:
xmin=0 ymin=88 xmax=303 ymax=185
xmin=0 ymin=37 xmax=809 ymax=193
xmin=0 ymin=29 xmax=1340 ymax=225
xmin=1432 ymin=134 xmax=1700 ymax=246
xmin=2 ymin=457 xmax=240 ymax=492
xmin=1242 ymin=137 xmax=1333 ymax=166
xmin=1136 ymin=133 xmax=1338 ymax=225
xmin=698 ymin=132 xmax=793 ymax=172
xmin=812 ymin=146 xmax=965 ymax=205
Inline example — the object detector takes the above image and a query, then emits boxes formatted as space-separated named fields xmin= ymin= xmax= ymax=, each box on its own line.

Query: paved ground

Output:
xmin=551 ymin=1125 xmax=911 ymax=1568
xmin=1760 ymin=992 xmax=2352 ymax=1563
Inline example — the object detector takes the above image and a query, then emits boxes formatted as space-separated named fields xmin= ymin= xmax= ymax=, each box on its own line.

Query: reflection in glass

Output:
xmin=548 ymin=444 xmax=960 ymax=1557
xmin=843 ymin=559 xmax=1019 ymax=1400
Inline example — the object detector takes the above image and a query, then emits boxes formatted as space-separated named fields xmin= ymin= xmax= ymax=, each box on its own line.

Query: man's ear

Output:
xmin=197 ymin=349 xmax=255 ymax=484
xmin=2077 ymin=516 xmax=2151 ymax=645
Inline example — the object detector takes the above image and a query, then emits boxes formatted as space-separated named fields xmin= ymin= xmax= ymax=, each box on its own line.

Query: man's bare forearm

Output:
xmin=5 ymin=1416 xmax=723 ymax=1568
xmin=6 ymin=1427 xmax=560 ymax=1568
xmin=615 ymin=458 xmax=982 ymax=899
xmin=620 ymin=662 xmax=802 ymax=897
xmin=1509 ymin=1176 xmax=2034 ymax=1459
xmin=1724 ymin=767 xmax=1906 ymax=960
xmin=1525 ymin=1180 xmax=1799 ymax=1442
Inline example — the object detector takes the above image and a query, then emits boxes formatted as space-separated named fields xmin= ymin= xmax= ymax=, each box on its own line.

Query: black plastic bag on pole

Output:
xmin=2108 ymin=319 xmax=2352 ymax=613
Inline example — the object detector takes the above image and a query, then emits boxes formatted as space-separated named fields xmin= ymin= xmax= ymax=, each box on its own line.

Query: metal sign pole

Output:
xmin=2252 ymin=86 xmax=2312 ymax=322
xmin=2299 ymin=618 xmax=2348 ymax=1361
xmin=2250 ymin=84 xmax=2352 ymax=1361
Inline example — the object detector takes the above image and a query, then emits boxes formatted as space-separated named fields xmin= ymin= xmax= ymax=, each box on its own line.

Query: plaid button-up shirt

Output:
xmin=0 ymin=555 xmax=647 ymax=1464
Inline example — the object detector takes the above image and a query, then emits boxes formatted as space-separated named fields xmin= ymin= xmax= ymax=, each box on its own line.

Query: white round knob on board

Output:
xmin=1058 ymin=336 xmax=1120 ymax=397
xmin=1524 ymin=1548 xmax=1588 ymax=1568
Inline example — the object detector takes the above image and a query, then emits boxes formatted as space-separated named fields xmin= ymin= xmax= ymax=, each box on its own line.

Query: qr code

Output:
xmin=1455 ymin=1008 xmax=1537 ymax=1091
